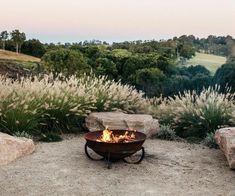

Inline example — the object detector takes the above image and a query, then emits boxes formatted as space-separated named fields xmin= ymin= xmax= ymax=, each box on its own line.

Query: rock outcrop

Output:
xmin=0 ymin=132 xmax=35 ymax=166
xmin=215 ymin=127 xmax=235 ymax=169
xmin=85 ymin=112 xmax=159 ymax=138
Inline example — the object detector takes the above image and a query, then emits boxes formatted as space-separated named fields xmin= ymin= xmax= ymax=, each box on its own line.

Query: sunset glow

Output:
xmin=1 ymin=0 xmax=234 ymax=42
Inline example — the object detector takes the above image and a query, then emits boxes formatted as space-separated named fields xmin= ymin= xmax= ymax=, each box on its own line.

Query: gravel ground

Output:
xmin=0 ymin=134 xmax=235 ymax=196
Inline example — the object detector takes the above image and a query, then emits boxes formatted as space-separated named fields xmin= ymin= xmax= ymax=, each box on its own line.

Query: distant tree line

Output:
xmin=1 ymin=30 xmax=235 ymax=97
xmin=173 ymin=35 xmax=235 ymax=57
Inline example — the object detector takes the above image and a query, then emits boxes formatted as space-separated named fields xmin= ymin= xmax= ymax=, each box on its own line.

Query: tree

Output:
xmin=176 ymin=65 xmax=212 ymax=93
xmin=42 ymin=48 xmax=91 ymax=75
xmin=0 ymin=31 xmax=8 ymax=50
xmin=155 ymin=55 xmax=175 ymax=74
xmin=163 ymin=75 xmax=191 ymax=96
xmin=10 ymin=29 xmax=26 ymax=54
xmin=4 ymin=39 xmax=15 ymax=52
xmin=179 ymin=65 xmax=210 ymax=77
xmin=134 ymin=68 xmax=166 ymax=97
xmin=21 ymin=39 xmax=46 ymax=57
xmin=94 ymin=57 xmax=118 ymax=79
xmin=122 ymin=56 xmax=146 ymax=81
xmin=190 ymin=73 xmax=211 ymax=92
xmin=177 ymin=43 xmax=195 ymax=59
xmin=213 ymin=63 xmax=235 ymax=93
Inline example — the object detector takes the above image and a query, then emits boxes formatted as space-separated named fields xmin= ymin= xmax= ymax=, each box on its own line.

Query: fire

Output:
xmin=101 ymin=129 xmax=113 ymax=143
xmin=97 ymin=127 xmax=136 ymax=143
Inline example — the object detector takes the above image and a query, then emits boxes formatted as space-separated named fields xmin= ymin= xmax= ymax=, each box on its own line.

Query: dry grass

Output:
xmin=0 ymin=49 xmax=40 ymax=62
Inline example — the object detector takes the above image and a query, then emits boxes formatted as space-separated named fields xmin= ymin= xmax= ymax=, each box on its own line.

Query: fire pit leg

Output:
xmin=123 ymin=147 xmax=145 ymax=164
xmin=107 ymin=151 xmax=112 ymax=169
xmin=85 ymin=143 xmax=104 ymax=161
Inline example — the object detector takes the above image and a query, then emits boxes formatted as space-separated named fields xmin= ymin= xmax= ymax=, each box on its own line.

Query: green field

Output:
xmin=185 ymin=52 xmax=226 ymax=74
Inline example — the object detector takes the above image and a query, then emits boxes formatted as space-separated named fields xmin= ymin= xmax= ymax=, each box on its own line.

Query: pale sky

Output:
xmin=0 ymin=0 xmax=234 ymax=43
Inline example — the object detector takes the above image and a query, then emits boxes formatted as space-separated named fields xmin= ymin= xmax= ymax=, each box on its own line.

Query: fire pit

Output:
xmin=84 ymin=128 xmax=146 ymax=168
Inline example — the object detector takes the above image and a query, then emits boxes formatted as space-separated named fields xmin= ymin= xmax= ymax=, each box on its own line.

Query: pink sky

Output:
xmin=1 ymin=0 xmax=234 ymax=42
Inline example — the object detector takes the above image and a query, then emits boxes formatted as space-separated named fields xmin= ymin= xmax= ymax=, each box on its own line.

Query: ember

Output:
xmin=97 ymin=127 xmax=136 ymax=143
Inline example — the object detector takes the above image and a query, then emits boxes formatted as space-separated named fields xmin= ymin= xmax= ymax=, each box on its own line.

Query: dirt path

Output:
xmin=0 ymin=135 xmax=234 ymax=196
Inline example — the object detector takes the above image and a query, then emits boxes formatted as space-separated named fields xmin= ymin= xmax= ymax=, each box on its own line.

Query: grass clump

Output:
xmin=153 ymin=86 xmax=235 ymax=140
xmin=203 ymin=132 xmax=218 ymax=149
xmin=13 ymin=131 xmax=32 ymax=139
xmin=156 ymin=124 xmax=177 ymax=141
xmin=0 ymin=73 xmax=149 ymax=137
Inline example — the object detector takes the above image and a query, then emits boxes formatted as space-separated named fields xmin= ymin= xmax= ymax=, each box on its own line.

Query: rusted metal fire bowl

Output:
xmin=84 ymin=130 xmax=146 ymax=167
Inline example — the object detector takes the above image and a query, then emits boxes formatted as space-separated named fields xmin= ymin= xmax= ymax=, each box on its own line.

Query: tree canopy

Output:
xmin=41 ymin=48 xmax=90 ymax=76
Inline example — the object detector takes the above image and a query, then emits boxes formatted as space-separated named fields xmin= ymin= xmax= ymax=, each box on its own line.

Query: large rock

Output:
xmin=215 ymin=127 xmax=235 ymax=169
xmin=0 ymin=132 xmax=35 ymax=166
xmin=85 ymin=112 xmax=159 ymax=138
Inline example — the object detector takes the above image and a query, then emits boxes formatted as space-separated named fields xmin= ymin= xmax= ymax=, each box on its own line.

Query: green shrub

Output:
xmin=156 ymin=125 xmax=177 ymax=141
xmin=203 ymin=132 xmax=218 ymax=149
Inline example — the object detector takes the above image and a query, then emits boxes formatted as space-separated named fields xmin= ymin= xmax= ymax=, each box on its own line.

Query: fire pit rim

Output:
xmin=84 ymin=130 xmax=147 ymax=144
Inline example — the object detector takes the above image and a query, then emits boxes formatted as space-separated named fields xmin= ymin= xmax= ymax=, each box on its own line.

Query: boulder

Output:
xmin=0 ymin=132 xmax=35 ymax=166
xmin=215 ymin=127 xmax=235 ymax=169
xmin=85 ymin=112 xmax=159 ymax=138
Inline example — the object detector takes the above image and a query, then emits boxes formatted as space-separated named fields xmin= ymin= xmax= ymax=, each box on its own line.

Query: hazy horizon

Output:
xmin=1 ymin=0 xmax=235 ymax=43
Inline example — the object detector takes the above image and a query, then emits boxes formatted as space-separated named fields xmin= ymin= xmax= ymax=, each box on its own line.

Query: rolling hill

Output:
xmin=0 ymin=49 xmax=40 ymax=62
xmin=0 ymin=50 xmax=41 ymax=78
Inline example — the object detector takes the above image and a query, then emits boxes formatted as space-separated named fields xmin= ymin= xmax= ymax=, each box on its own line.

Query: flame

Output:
xmin=97 ymin=127 xmax=136 ymax=143
xmin=101 ymin=128 xmax=113 ymax=142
